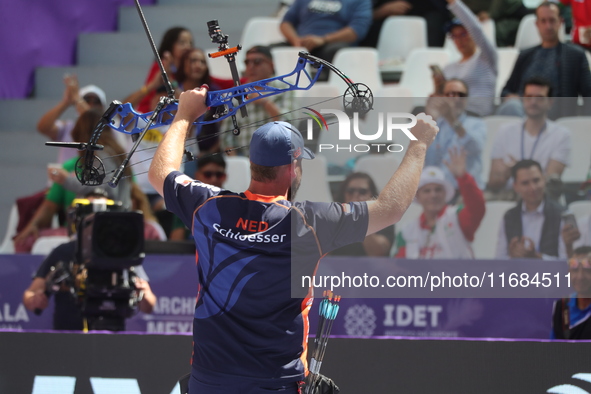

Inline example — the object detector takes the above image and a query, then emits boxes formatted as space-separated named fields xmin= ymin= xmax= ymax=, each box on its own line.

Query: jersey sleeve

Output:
xmin=297 ymin=200 xmax=369 ymax=255
xmin=163 ymin=171 xmax=221 ymax=230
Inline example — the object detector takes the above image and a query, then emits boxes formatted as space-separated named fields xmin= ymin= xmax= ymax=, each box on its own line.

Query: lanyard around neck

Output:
xmin=521 ymin=121 xmax=547 ymax=160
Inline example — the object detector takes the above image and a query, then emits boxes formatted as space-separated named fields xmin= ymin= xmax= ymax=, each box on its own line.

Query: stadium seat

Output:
xmin=206 ymin=47 xmax=240 ymax=80
xmin=353 ymin=154 xmax=401 ymax=192
xmin=224 ymin=156 xmax=251 ymax=193
xmin=481 ymin=115 xmax=522 ymax=184
xmin=398 ymin=48 xmax=449 ymax=99
xmin=30 ymin=236 xmax=71 ymax=255
xmin=240 ymin=17 xmax=282 ymax=55
xmin=0 ymin=204 xmax=18 ymax=254
xmin=472 ymin=201 xmax=515 ymax=259
xmin=556 ymin=117 xmax=591 ymax=183
xmin=270 ymin=46 xmax=308 ymax=87
xmin=296 ymin=154 xmax=333 ymax=202
xmin=328 ymin=48 xmax=383 ymax=93
xmin=568 ymin=200 xmax=591 ymax=218
xmin=495 ymin=48 xmax=519 ymax=100
xmin=376 ymin=16 xmax=427 ymax=72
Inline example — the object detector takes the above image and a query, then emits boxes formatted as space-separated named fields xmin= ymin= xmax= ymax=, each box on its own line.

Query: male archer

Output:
xmin=148 ymin=86 xmax=439 ymax=393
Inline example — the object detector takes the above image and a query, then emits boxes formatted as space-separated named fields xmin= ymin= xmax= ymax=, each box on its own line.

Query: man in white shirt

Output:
xmin=488 ymin=77 xmax=571 ymax=196
xmin=496 ymin=159 xmax=567 ymax=259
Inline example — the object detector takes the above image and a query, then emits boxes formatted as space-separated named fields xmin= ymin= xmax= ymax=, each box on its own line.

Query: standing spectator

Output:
xmin=495 ymin=159 xmax=567 ymax=259
xmin=221 ymin=46 xmax=297 ymax=155
xmin=498 ymin=1 xmax=591 ymax=118
xmin=488 ymin=77 xmax=571 ymax=199
xmin=37 ymin=74 xmax=106 ymax=164
xmin=560 ymin=0 xmax=591 ymax=51
xmin=395 ymin=149 xmax=485 ymax=258
xmin=441 ymin=0 xmax=498 ymax=116
xmin=136 ymin=27 xmax=193 ymax=114
xmin=425 ymin=78 xmax=487 ymax=189
xmin=551 ymin=246 xmax=591 ymax=339
xmin=332 ymin=172 xmax=394 ymax=256
xmin=279 ymin=0 xmax=372 ymax=66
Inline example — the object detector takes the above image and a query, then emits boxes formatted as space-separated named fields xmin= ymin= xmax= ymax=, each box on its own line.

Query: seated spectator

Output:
xmin=361 ymin=0 xmax=450 ymax=48
xmin=14 ymin=110 xmax=133 ymax=252
xmin=551 ymin=246 xmax=591 ymax=339
xmin=221 ymin=46 xmax=296 ymax=156
xmin=394 ymin=149 xmax=485 ymax=258
xmin=488 ymin=77 xmax=571 ymax=200
xmin=137 ymin=26 xmax=193 ymax=113
xmin=331 ymin=172 xmax=393 ymax=256
xmin=37 ymin=75 xmax=106 ymax=164
xmin=169 ymin=155 xmax=227 ymax=241
xmin=440 ymin=0 xmax=498 ymax=116
xmin=497 ymin=1 xmax=591 ymax=118
xmin=496 ymin=159 xmax=567 ymax=259
xmin=279 ymin=0 xmax=372 ymax=66
xmin=22 ymin=191 xmax=157 ymax=331
xmin=176 ymin=47 xmax=222 ymax=157
xmin=424 ymin=79 xmax=487 ymax=190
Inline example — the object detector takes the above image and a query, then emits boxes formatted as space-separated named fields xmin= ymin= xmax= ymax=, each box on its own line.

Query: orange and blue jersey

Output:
xmin=163 ymin=171 xmax=368 ymax=383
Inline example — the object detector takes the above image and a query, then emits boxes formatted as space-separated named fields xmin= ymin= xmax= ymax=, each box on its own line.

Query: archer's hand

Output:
xmin=410 ymin=113 xmax=439 ymax=147
xmin=176 ymin=86 xmax=209 ymax=122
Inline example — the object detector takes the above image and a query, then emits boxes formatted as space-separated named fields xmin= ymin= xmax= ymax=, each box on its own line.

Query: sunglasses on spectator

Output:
xmin=83 ymin=95 xmax=102 ymax=105
xmin=345 ymin=187 xmax=370 ymax=195
xmin=202 ymin=171 xmax=226 ymax=179
xmin=568 ymin=258 xmax=591 ymax=270
xmin=444 ymin=91 xmax=468 ymax=98
xmin=244 ymin=58 xmax=267 ymax=66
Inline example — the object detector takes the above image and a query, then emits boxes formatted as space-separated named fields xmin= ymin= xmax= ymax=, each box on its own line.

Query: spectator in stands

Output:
xmin=424 ymin=78 xmax=487 ymax=190
xmin=394 ymin=149 xmax=485 ymax=258
xmin=169 ymin=155 xmax=227 ymax=241
xmin=37 ymin=75 xmax=106 ymax=164
xmin=439 ymin=0 xmax=498 ymax=116
xmin=488 ymin=77 xmax=571 ymax=200
xmin=331 ymin=172 xmax=393 ymax=256
xmin=221 ymin=46 xmax=297 ymax=155
xmin=464 ymin=0 xmax=531 ymax=47
xmin=137 ymin=26 xmax=193 ymax=113
xmin=22 ymin=191 xmax=157 ymax=331
xmin=14 ymin=110 xmax=133 ymax=252
xmin=497 ymin=1 xmax=591 ymax=118
xmin=279 ymin=0 xmax=372 ymax=66
xmin=560 ymin=0 xmax=591 ymax=51
xmin=361 ymin=0 xmax=450 ymax=48
xmin=176 ymin=48 xmax=222 ymax=156
xmin=495 ymin=159 xmax=567 ymax=259
xmin=551 ymin=246 xmax=591 ymax=339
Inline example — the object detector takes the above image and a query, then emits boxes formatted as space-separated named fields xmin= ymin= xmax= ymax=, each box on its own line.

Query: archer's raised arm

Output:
xmin=148 ymin=87 xmax=209 ymax=196
xmin=366 ymin=114 xmax=439 ymax=235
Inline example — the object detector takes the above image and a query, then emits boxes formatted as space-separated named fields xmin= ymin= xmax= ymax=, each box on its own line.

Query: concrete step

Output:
xmin=78 ymin=32 xmax=153 ymax=66
xmin=35 ymin=65 xmax=147 ymax=102
xmin=0 ymin=99 xmax=78 ymax=133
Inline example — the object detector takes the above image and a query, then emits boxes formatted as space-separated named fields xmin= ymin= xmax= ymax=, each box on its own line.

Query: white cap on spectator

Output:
xmin=418 ymin=166 xmax=455 ymax=203
xmin=79 ymin=85 xmax=107 ymax=108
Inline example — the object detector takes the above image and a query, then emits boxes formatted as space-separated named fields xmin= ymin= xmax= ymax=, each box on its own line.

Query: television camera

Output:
xmin=44 ymin=198 xmax=146 ymax=331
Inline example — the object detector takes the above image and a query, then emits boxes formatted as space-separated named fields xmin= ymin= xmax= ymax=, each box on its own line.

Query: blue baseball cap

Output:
xmin=249 ymin=121 xmax=315 ymax=166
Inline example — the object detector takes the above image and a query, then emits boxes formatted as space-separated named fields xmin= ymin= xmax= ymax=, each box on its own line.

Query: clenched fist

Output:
xmin=411 ymin=113 xmax=439 ymax=147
